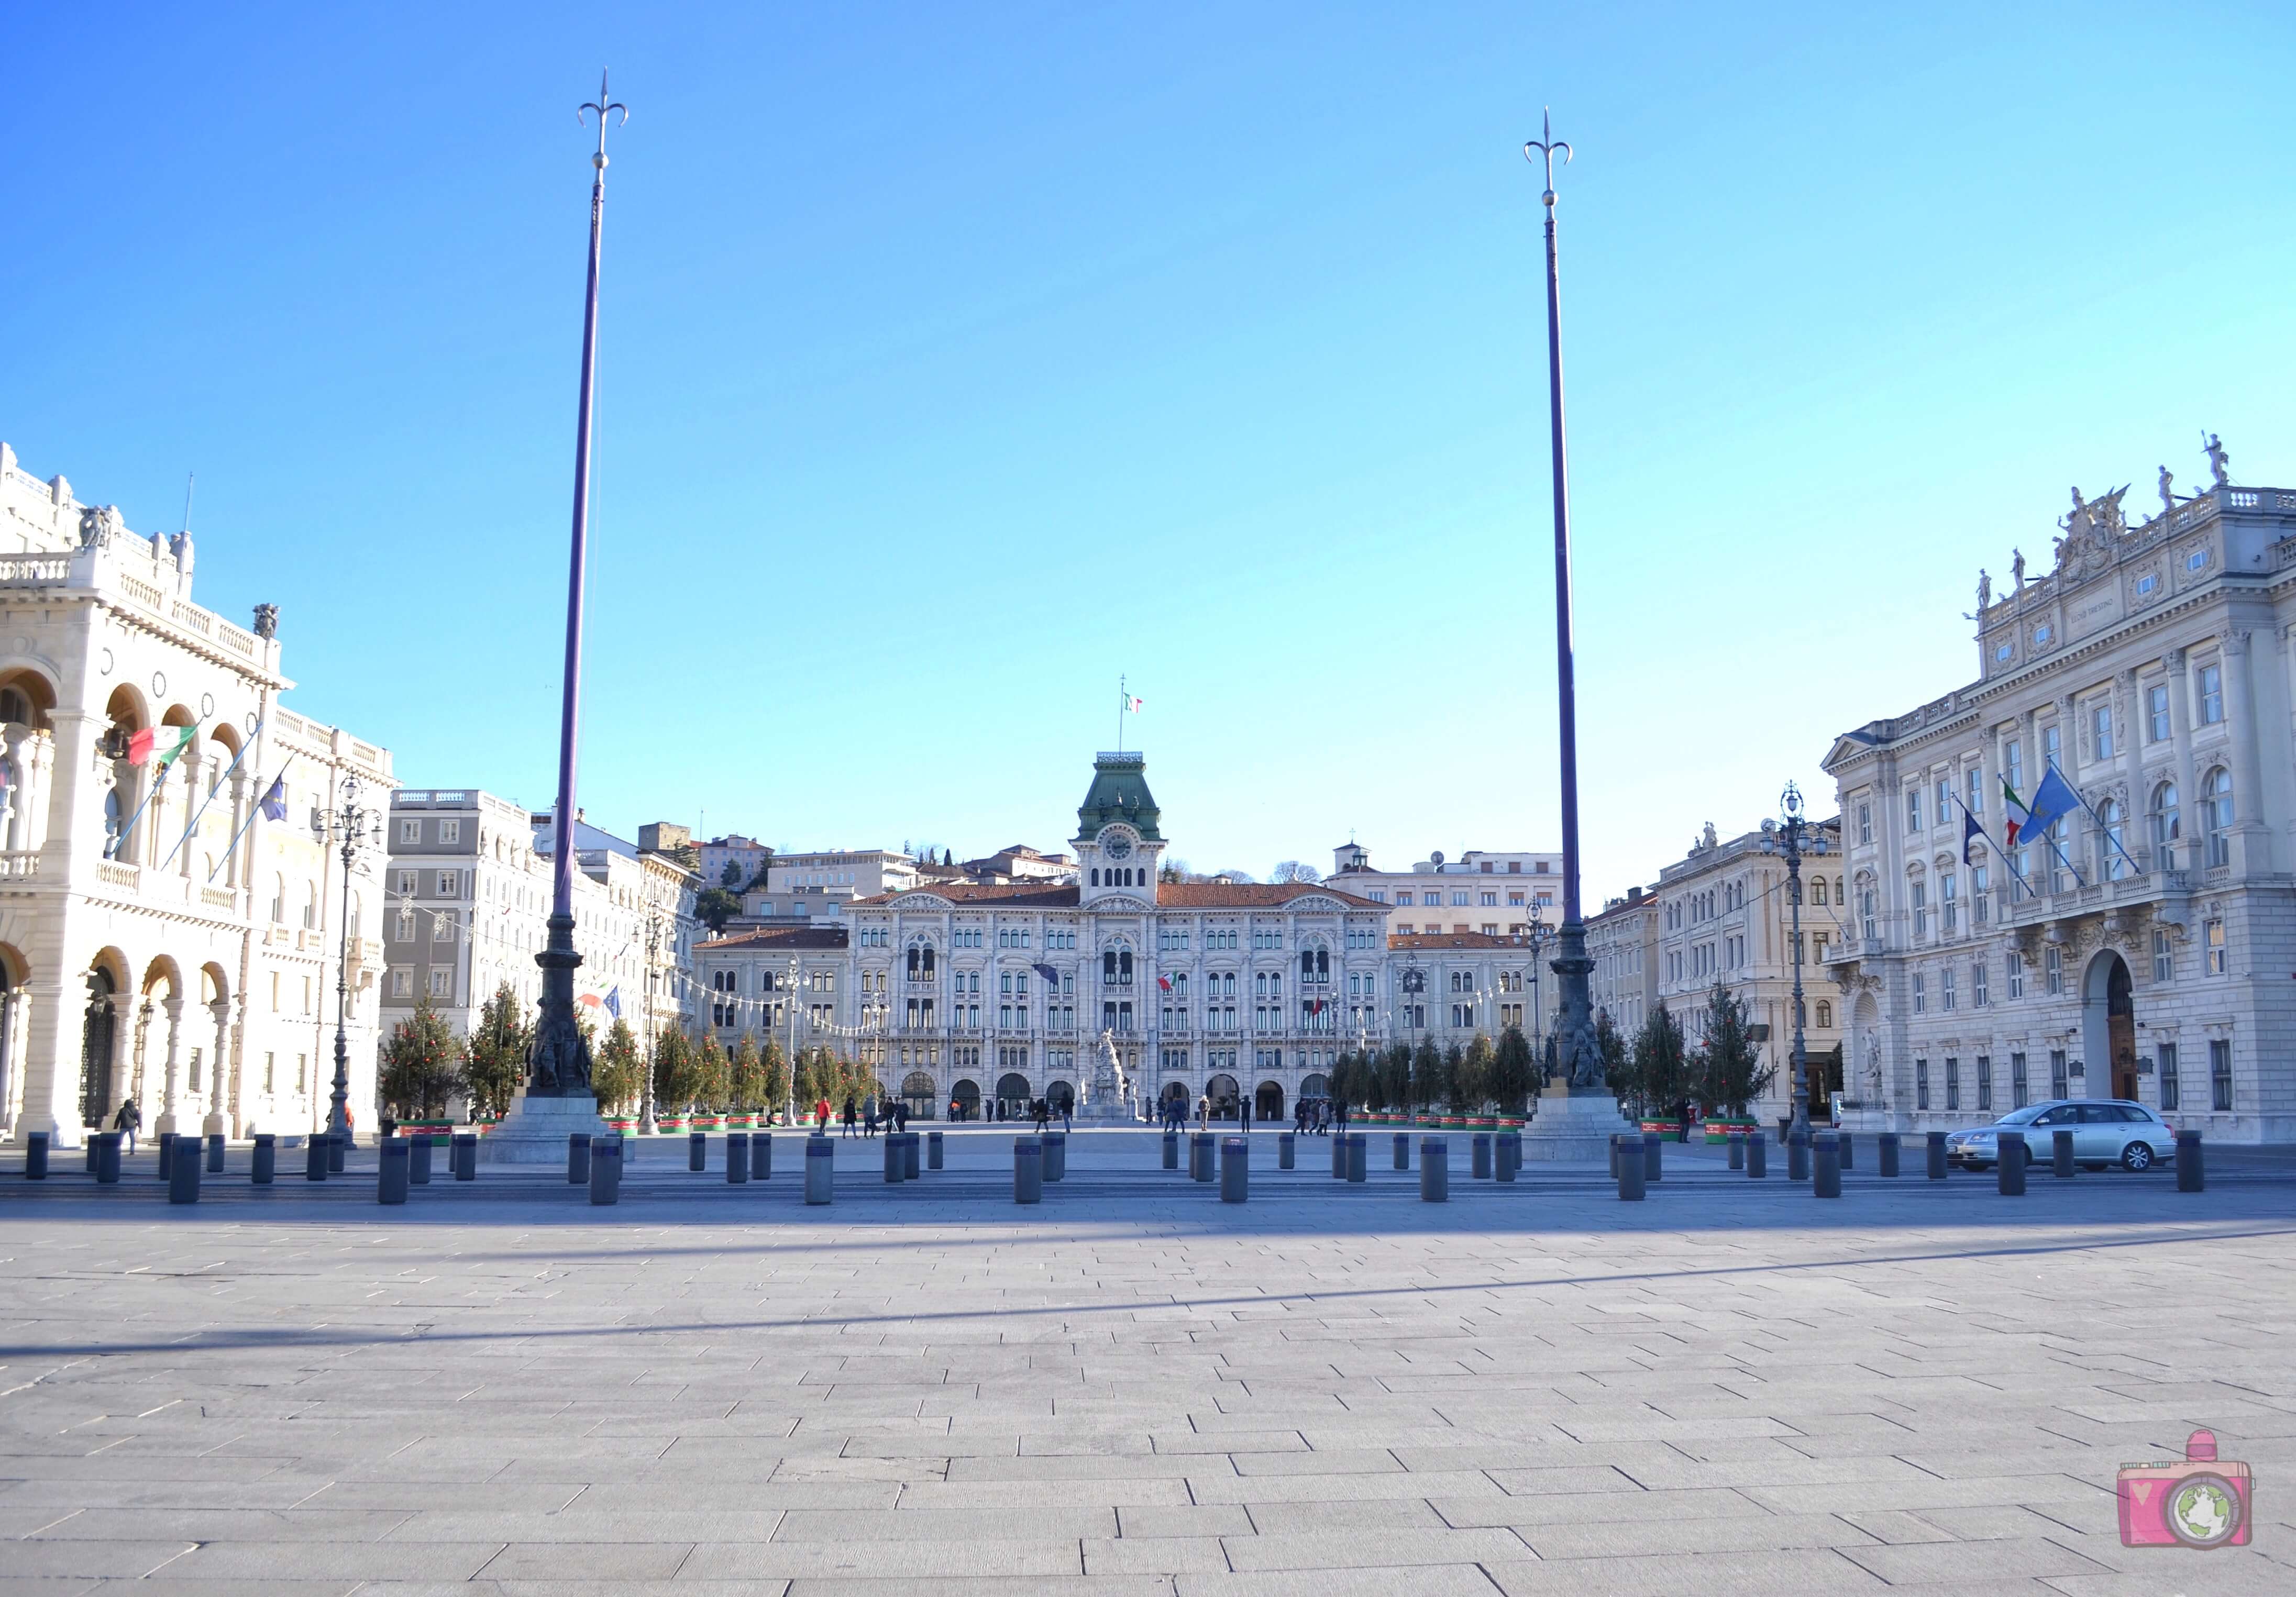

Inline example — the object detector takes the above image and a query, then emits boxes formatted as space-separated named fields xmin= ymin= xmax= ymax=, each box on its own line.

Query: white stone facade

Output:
xmin=1825 ymin=466 xmax=2296 ymax=1141
xmin=1587 ymin=885 xmax=1659 ymax=1037
xmin=0 ymin=443 xmax=395 ymax=1145
xmin=1326 ymin=844 xmax=1560 ymax=937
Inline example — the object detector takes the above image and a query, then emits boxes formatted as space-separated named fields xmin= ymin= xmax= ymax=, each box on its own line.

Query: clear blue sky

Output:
xmin=9 ymin=4 xmax=2292 ymax=902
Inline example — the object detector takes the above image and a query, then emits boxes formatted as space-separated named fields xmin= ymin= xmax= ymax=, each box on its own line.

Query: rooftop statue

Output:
xmin=2203 ymin=431 xmax=2231 ymax=489
xmin=2159 ymin=464 xmax=2177 ymax=516
xmin=1977 ymin=569 xmax=1992 ymax=610
xmin=2011 ymin=548 xmax=2026 ymax=591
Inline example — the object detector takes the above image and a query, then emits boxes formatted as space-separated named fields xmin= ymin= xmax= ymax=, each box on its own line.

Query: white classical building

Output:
xmin=1825 ymin=456 xmax=2296 ymax=1141
xmin=698 ymin=753 xmax=1404 ymax=1121
xmin=1587 ymin=884 xmax=1660 ymax=1038
xmin=1326 ymin=843 xmax=1560 ymax=937
xmin=379 ymin=789 xmax=699 ymax=1053
xmin=0 ymin=443 xmax=396 ymax=1146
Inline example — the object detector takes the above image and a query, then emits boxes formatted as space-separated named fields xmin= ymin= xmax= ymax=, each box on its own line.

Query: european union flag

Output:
xmin=604 ymin=986 xmax=621 ymax=1018
xmin=259 ymin=776 xmax=287 ymax=822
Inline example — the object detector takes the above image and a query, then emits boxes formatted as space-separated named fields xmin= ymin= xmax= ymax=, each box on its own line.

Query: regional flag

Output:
xmin=2023 ymin=767 xmax=2082 ymax=841
xmin=128 ymin=725 xmax=195 ymax=767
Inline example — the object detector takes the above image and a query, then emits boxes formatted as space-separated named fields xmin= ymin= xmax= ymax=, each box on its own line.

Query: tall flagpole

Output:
xmin=528 ymin=71 xmax=627 ymax=1101
xmin=1525 ymin=112 xmax=1599 ymax=1094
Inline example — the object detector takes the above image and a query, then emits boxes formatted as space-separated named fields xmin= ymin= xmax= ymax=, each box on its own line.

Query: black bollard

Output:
xmin=1497 ymin=1130 xmax=1519 ymax=1182
xmin=1877 ymin=1132 xmax=1900 ymax=1177
xmin=1420 ymin=1138 xmax=1449 ymax=1202
xmin=205 ymin=1132 xmax=225 ymax=1173
xmin=1642 ymin=1131 xmax=1663 ymax=1183
xmin=1220 ymin=1136 xmax=1249 ymax=1203
xmin=305 ymin=1136 xmax=328 ymax=1181
xmin=726 ymin=1131 xmax=749 ymax=1184
xmin=688 ymin=1131 xmax=707 ymax=1173
xmin=1609 ymin=1134 xmax=1620 ymax=1179
xmin=158 ymin=1130 xmax=176 ymax=1180
xmin=1345 ymin=1131 xmax=1367 ymax=1182
xmin=589 ymin=1135 xmax=622 ymax=1204
xmin=1472 ymin=1133 xmax=1492 ymax=1180
xmin=1013 ymin=1136 xmax=1042 ymax=1204
xmin=1331 ymin=1128 xmax=1348 ymax=1178
xmin=2052 ymin=1127 xmax=2076 ymax=1178
xmin=95 ymin=1131 xmax=123 ymax=1184
xmin=568 ymin=1134 xmax=592 ymax=1185
xmin=1043 ymin=1131 xmax=1066 ymax=1182
xmin=1787 ymin=1125 xmax=1810 ymax=1182
xmin=1837 ymin=1132 xmax=1853 ymax=1172
xmin=406 ymin=1135 xmax=429 ymax=1185
xmin=378 ymin=1138 xmax=410 ymax=1205
xmin=1727 ymin=1131 xmax=1745 ymax=1171
xmin=927 ymin=1130 xmax=943 ymax=1171
xmin=1163 ymin=1130 xmax=1179 ymax=1170
xmin=24 ymin=1132 xmax=47 ymax=1180
xmin=85 ymin=1133 xmax=97 ymax=1174
xmin=327 ymin=1132 xmax=345 ymax=1173
xmin=1618 ymin=1140 xmax=1647 ymax=1200
xmin=752 ymin=1134 xmax=773 ymax=1181
xmin=1997 ymin=1131 xmax=2027 ymax=1195
xmin=804 ymin=1135 xmax=833 ymax=1204
xmin=1926 ymin=1130 xmax=1948 ymax=1180
xmin=1278 ymin=1130 xmax=1294 ymax=1169
xmin=452 ymin=1132 xmax=477 ymax=1181
xmin=1394 ymin=1133 xmax=1410 ymax=1171
xmin=902 ymin=1132 xmax=920 ymax=1180
xmin=1747 ymin=1133 xmax=1767 ymax=1179
xmin=168 ymin=1141 xmax=202 ymax=1204
xmin=1190 ymin=1132 xmax=1214 ymax=1182
xmin=882 ymin=1132 xmax=904 ymax=1184
xmin=1813 ymin=1133 xmax=1841 ymax=1199
xmin=2176 ymin=1128 xmax=2204 ymax=1192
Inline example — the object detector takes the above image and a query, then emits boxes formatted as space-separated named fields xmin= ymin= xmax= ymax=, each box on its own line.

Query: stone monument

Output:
xmin=1074 ymin=1028 xmax=1139 ymax=1124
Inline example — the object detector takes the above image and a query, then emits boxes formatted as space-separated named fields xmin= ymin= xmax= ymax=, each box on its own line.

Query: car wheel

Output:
xmin=2122 ymin=1141 xmax=2154 ymax=1173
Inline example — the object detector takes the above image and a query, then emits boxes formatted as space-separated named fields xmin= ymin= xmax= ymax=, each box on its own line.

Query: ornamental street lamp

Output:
xmin=1522 ymin=112 xmax=1602 ymax=1095
xmin=313 ymin=777 xmax=382 ymax=1145
xmin=1761 ymin=782 xmax=1829 ymax=1178
xmin=639 ymin=908 xmax=662 ymax=1134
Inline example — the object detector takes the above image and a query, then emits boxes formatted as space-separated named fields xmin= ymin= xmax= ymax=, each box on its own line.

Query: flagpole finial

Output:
xmin=1524 ymin=107 xmax=1572 ymax=209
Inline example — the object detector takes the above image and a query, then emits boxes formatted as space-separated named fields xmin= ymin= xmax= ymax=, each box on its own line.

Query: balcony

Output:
xmin=1997 ymin=867 xmax=2190 ymax=931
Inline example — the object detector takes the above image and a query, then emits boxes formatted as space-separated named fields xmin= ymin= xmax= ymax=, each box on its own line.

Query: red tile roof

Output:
xmin=849 ymin=881 xmax=1388 ymax=911
xmin=1388 ymin=931 xmax=1535 ymax=950
xmin=697 ymin=926 xmax=850 ymax=952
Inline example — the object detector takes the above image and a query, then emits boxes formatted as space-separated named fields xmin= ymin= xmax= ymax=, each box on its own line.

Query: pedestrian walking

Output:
xmin=863 ymin=1093 xmax=879 ymax=1138
xmin=113 ymin=1097 xmax=141 ymax=1154
xmin=842 ymin=1095 xmax=858 ymax=1138
xmin=1033 ymin=1097 xmax=1050 ymax=1133
xmin=814 ymin=1096 xmax=831 ymax=1130
xmin=1061 ymin=1100 xmax=1072 ymax=1133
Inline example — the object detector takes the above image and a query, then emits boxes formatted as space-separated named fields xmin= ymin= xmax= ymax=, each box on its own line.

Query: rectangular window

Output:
xmin=1935 ymin=778 xmax=1950 ymax=824
xmin=1941 ymin=967 xmax=1956 ymax=1011
xmin=433 ymin=911 xmax=456 ymax=943
xmin=2091 ymin=702 xmax=2114 ymax=759
xmin=1940 ymin=871 xmax=1957 ymax=931
xmin=1967 ymin=767 xmax=1983 ymax=816
xmin=1972 ymin=960 xmax=1988 ymax=1007
xmin=394 ymin=869 xmax=416 ymax=895
xmin=1944 ymin=1057 xmax=1960 ymax=1111
xmin=2210 ymin=1038 xmax=2233 ymax=1111
xmin=2152 ymin=929 xmax=2172 ymax=983
xmin=436 ymin=870 xmax=459 ymax=897
xmin=2205 ymin=919 xmax=2225 ymax=975
xmin=2043 ymin=724 xmax=2061 ymax=770
xmin=390 ymin=969 xmax=410 ymax=997
xmin=1395 ymin=892 xmax=1412 ymax=906
xmin=1912 ymin=881 xmax=1927 ymax=938
xmin=2157 ymin=1043 xmax=2179 ymax=1111
xmin=1971 ymin=863 xmax=1990 ymax=926
xmin=2045 ymin=945 xmax=2062 ymax=995
xmin=2050 ymin=1049 xmax=2069 ymax=1100
xmin=1857 ymin=803 xmax=1872 ymax=845
xmin=2011 ymin=1052 xmax=2029 ymax=1108
xmin=2005 ymin=738 xmax=2024 ymax=795
xmin=428 ymin=968 xmax=451 ymax=999
xmin=1912 ymin=973 xmax=1925 ymax=1014
xmin=1480 ymin=891 xmax=1496 ymax=906
xmin=439 ymin=818 xmax=461 ymax=845
xmin=2148 ymin=684 xmax=2170 ymax=743
xmin=398 ymin=818 xmax=421 ymax=844
xmin=2006 ymin=951 xmax=2023 ymax=999
xmin=1915 ymin=1059 xmax=1929 ymax=1111
xmin=2200 ymin=663 xmax=2223 ymax=725
xmin=1907 ymin=788 xmax=1923 ymax=833
xmin=263 ymin=1051 xmax=277 ymax=1093
xmin=1976 ymin=1055 xmax=1993 ymax=1112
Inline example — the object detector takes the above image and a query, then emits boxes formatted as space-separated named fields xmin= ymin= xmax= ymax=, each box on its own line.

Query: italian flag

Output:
xmin=128 ymin=725 xmax=195 ymax=767
xmin=2002 ymin=777 xmax=2031 ymax=847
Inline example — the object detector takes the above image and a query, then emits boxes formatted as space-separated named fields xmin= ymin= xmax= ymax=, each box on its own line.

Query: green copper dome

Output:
xmin=1075 ymin=751 xmax=1162 ymax=842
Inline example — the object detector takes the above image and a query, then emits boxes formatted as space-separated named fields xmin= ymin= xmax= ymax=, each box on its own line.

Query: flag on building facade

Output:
xmin=1157 ymin=974 xmax=1172 ymax=992
xmin=128 ymin=725 xmax=195 ymax=767
xmin=259 ymin=776 xmax=288 ymax=820
xmin=2023 ymin=767 xmax=2082 ymax=840
xmin=1962 ymin=806 xmax=1983 ymax=866
xmin=2002 ymin=778 xmax=2032 ymax=846
xmin=604 ymin=986 xmax=621 ymax=1018
xmin=1032 ymin=962 xmax=1060 ymax=988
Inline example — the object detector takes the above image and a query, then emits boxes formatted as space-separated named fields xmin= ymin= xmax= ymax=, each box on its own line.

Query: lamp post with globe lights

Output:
xmin=313 ymin=777 xmax=383 ymax=1146
xmin=1760 ymin=782 xmax=1829 ymax=1179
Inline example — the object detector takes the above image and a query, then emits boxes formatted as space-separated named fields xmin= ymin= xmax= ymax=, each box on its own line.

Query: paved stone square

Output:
xmin=2 ymin=1127 xmax=2293 ymax=1594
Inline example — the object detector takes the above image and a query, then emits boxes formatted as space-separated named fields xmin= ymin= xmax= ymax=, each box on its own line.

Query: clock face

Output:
xmin=1102 ymin=832 xmax=1133 ymax=861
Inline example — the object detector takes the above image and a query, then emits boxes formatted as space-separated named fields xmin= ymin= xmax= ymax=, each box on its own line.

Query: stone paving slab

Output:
xmin=4 ymin=1135 xmax=2294 ymax=1592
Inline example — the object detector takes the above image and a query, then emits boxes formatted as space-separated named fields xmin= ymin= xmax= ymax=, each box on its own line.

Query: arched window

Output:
xmin=2151 ymin=781 xmax=2179 ymax=870
xmin=2204 ymin=768 xmax=2233 ymax=867
xmin=1814 ymin=1000 xmax=1833 ymax=1029
xmin=303 ymin=881 xmax=319 ymax=929
xmin=271 ymin=872 xmax=286 ymax=924
xmin=1089 ymin=869 xmax=1099 ymax=886
xmin=0 ymin=688 xmax=28 ymax=726
xmin=2096 ymin=798 xmax=2126 ymax=881
xmin=1857 ymin=874 xmax=1877 ymax=942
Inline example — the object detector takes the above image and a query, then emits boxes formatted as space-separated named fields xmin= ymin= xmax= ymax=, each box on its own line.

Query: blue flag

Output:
xmin=604 ymin=986 xmax=621 ymax=1019
xmin=1032 ymin=962 xmax=1060 ymax=988
xmin=2024 ymin=766 xmax=2081 ymax=840
xmin=1962 ymin=805 xmax=1983 ymax=866
xmin=259 ymin=775 xmax=287 ymax=821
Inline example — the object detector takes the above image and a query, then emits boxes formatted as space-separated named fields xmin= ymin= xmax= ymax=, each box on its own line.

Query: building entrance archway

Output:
xmin=1254 ymin=1080 xmax=1284 ymax=1122
xmin=951 ymin=1078 xmax=980 ymax=1121
xmin=1205 ymin=1073 xmax=1239 ymax=1121
xmin=1046 ymin=1080 xmax=1075 ymax=1114
xmin=2083 ymin=951 xmax=2138 ymax=1101
xmin=900 ymin=1071 xmax=937 ymax=1119
xmin=79 ymin=966 xmax=118 ymax=1129
xmin=994 ymin=1071 xmax=1030 ymax=1118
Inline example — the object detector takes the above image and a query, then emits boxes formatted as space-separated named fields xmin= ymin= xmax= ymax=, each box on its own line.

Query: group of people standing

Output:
xmin=818 ymin=1093 xmax=911 ymax=1138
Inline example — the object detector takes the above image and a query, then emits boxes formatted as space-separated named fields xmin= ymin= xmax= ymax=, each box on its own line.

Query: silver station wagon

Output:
xmin=1944 ymin=1100 xmax=2174 ymax=1173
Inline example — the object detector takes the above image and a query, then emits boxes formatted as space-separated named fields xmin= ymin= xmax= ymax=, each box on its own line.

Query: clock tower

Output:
xmin=1074 ymin=751 xmax=1164 ymax=905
